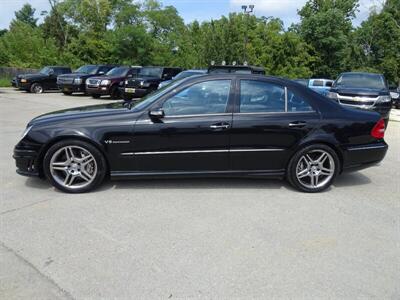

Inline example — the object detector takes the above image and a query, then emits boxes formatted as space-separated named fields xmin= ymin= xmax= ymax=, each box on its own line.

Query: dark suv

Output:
xmin=208 ymin=65 xmax=265 ymax=74
xmin=85 ymin=66 xmax=141 ymax=99
xmin=328 ymin=72 xmax=392 ymax=124
xmin=16 ymin=66 xmax=72 ymax=93
xmin=57 ymin=65 xmax=118 ymax=95
xmin=121 ymin=66 xmax=182 ymax=100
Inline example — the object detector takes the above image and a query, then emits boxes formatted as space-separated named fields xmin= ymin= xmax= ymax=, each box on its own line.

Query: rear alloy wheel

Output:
xmin=43 ymin=140 xmax=106 ymax=193
xmin=30 ymin=83 xmax=43 ymax=94
xmin=287 ymin=144 xmax=339 ymax=192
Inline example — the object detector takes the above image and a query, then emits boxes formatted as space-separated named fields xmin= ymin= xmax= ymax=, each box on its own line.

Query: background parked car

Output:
xmin=389 ymin=85 xmax=400 ymax=109
xmin=121 ymin=66 xmax=182 ymax=100
xmin=15 ymin=66 xmax=71 ymax=93
xmin=208 ymin=65 xmax=265 ymax=74
xmin=327 ymin=72 xmax=392 ymax=125
xmin=158 ymin=69 xmax=207 ymax=89
xmin=85 ymin=66 xmax=141 ymax=99
xmin=293 ymin=78 xmax=333 ymax=96
xmin=57 ymin=64 xmax=118 ymax=95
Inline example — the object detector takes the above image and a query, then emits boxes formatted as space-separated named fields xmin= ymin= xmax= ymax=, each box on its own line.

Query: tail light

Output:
xmin=371 ymin=119 xmax=385 ymax=139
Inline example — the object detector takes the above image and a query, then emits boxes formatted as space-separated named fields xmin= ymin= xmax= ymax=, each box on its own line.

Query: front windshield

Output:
xmin=139 ymin=67 xmax=163 ymax=78
xmin=131 ymin=79 xmax=186 ymax=111
xmin=106 ymin=67 xmax=129 ymax=77
xmin=336 ymin=73 xmax=386 ymax=89
xmin=75 ymin=65 xmax=98 ymax=74
xmin=39 ymin=67 xmax=52 ymax=75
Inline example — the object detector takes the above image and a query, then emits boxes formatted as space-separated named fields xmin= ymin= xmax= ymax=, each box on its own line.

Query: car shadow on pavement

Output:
xmin=22 ymin=172 xmax=372 ymax=193
xmin=332 ymin=172 xmax=371 ymax=187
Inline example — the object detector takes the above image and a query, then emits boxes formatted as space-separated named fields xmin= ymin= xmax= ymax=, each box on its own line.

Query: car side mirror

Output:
xmin=149 ymin=109 xmax=165 ymax=119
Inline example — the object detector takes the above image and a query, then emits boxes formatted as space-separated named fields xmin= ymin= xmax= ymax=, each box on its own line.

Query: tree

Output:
xmin=355 ymin=0 xmax=400 ymax=84
xmin=298 ymin=0 xmax=359 ymax=78
xmin=13 ymin=4 xmax=38 ymax=27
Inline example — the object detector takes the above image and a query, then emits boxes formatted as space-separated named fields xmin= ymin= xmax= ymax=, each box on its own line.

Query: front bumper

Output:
xmin=13 ymin=147 xmax=40 ymax=177
xmin=18 ymin=81 xmax=31 ymax=90
xmin=120 ymin=87 xmax=150 ymax=98
xmin=342 ymin=142 xmax=388 ymax=172
xmin=58 ymin=83 xmax=86 ymax=93
xmin=86 ymin=86 xmax=111 ymax=95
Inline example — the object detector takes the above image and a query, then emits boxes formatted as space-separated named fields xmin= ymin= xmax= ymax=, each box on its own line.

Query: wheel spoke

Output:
xmin=317 ymin=152 xmax=328 ymax=164
xmin=65 ymin=147 xmax=74 ymax=161
xmin=310 ymin=174 xmax=315 ymax=187
xmin=314 ymin=174 xmax=319 ymax=186
xmin=64 ymin=174 xmax=75 ymax=186
xmin=320 ymin=167 xmax=332 ymax=176
xmin=297 ymin=168 xmax=309 ymax=178
xmin=79 ymin=169 xmax=93 ymax=182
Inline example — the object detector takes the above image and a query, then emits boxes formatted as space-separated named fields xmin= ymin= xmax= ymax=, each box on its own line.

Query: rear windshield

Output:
xmin=335 ymin=73 xmax=386 ymax=89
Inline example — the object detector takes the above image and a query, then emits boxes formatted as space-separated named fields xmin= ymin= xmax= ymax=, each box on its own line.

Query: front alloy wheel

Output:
xmin=288 ymin=144 xmax=339 ymax=192
xmin=30 ymin=83 xmax=43 ymax=93
xmin=44 ymin=140 xmax=106 ymax=193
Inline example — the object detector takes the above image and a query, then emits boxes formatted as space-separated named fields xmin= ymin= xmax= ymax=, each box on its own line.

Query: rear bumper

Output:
xmin=13 ymin=148 xmax=40 ymax=177
xmin=342 ymin=142 xmax=388 ymax=172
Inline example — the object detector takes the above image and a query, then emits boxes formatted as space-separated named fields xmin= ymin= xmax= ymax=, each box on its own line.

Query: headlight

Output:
xmin=125 ymin=80 xmax=129 ymax=85
xmin=390 ymin=92 xmax=399 ymax=100
xmin=327 ymin=92 xmax=338 ymax=99
xmin=21 ymin=125 xmax=32 ymax=139
xmin=140 ymin=81 xmax=150 ymax=87
xmin=377 ymin=95 xmax=392 ymax=103
xmin=73 ymin=78 xmax=82 ymax=85
xmin=21 ymin=79 xmax=27 ymax=83
xmin=100 ymin=80 xmax=110 ymax=86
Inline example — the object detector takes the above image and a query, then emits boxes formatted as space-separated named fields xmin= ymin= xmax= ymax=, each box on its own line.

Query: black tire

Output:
xmin=30 ymin=83 xmax=43 ymax=94
xmin=109 ymin=85 xmax=120 ymax=99
xmin=63 ymin=91 xmax=73 ymax=95
xmin=43 ymin=139 xmax=107 ymax=193
xmin=92 ymin=94 xmax=101 ymax=99
xmin=123 ymin=94 xmax=133 ymax=101
xmin=287 ymin=144 xmax=339 ymax=193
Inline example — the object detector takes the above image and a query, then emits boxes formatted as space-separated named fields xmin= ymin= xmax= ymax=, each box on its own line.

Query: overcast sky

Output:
xmin=0 ymin=0 xmax=382 ymax=30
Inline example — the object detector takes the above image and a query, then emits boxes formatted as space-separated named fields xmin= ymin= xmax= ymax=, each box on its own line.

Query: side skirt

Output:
xmin=110 ymin=169 xmax=286 ymax=180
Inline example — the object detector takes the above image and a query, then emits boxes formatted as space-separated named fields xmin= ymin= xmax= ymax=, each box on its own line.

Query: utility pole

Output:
xmin=241 ymin=4 xmax=254 ymax=65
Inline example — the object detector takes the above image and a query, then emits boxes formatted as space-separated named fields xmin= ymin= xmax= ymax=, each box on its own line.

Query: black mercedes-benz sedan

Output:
xmin=14 ymin=74 xmax=388 ymax=193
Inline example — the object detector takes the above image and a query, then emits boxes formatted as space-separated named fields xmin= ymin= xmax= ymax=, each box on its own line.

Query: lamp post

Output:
xmin=241 ymin=4 xmax=254 ymax=65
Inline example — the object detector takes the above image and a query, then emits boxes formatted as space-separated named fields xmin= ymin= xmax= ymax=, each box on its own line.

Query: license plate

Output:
xmin=125 ymin=88 xmax=135 ymax=93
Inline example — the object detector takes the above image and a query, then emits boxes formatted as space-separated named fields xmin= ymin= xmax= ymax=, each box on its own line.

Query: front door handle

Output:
xmin=289 ymin=121 xmax=307 ymax=128
xmin=210 ymin=123 xmax=230 ymax=130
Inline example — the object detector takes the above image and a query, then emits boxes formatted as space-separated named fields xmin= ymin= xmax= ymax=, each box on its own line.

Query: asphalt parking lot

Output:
xmin=0 ymin=88 xmax=399 ymax=299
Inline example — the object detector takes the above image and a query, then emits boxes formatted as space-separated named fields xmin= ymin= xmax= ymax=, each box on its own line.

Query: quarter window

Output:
xmin=240 ymin=80 xmax=285 ymax=113
xmin=162 ymin=80 xmax=231 ymax=116
xmin=287 ymin=89 xmax=313 ymax=112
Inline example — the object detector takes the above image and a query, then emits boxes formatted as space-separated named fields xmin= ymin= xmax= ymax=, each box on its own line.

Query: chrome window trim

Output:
xmin=163 ymin=113 xmax=232 ymax=119
xmin=121 ymin=148 xmax=285 ymax=156
xmin=348 ymin=145 xmax=387 ymax=151
xmin=233 ymin=111 xmax=317 ymax=116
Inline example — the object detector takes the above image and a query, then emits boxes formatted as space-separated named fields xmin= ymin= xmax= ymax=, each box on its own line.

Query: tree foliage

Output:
xmin=0 ymin=0 xmax=398 ymax=83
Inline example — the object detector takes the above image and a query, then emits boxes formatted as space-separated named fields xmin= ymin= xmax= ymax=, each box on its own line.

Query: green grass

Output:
xmin=0 ymin=77 xmax=11 ymax=87
xmin=0 ymin=77 xmax=12 ymax=87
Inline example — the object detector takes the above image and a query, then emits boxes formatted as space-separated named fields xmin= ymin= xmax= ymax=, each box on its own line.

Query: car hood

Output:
xmin=89 ymin=75 xmax=125 ymax=81
xmin=20 ymin=73 xmax=47 ymax=80
xmin=28 ymin=102 xmax=131 ymax=126
xmin=58 ymin=72 xmax=99 ymax=79
xmin=331 ymin=87 xmax=388 ymax=96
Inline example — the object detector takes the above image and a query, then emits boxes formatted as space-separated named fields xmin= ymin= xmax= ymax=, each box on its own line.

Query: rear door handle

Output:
xmin=289 ymin=121 xmax=307 ymax=128
xmin=210 ymin=123 xmax=230 ymax=130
